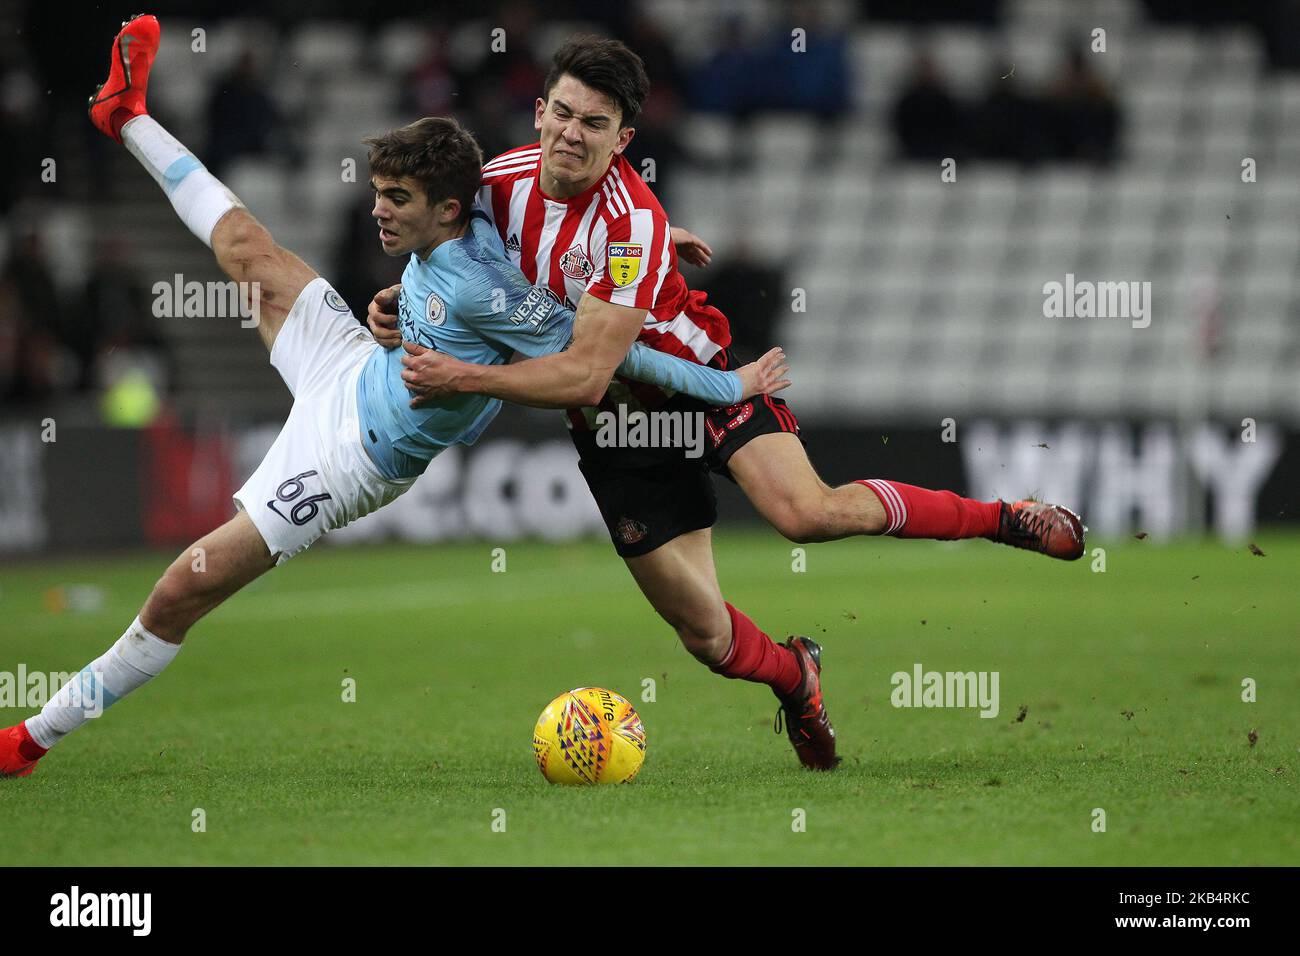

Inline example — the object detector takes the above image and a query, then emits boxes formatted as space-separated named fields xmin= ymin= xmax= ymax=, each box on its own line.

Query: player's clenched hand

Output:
xmin=367 ymin=284 xmax=403 ymax=350
xmin=401 ymin=342 xmax=473 ymax=407
xmin=671 ymin=226 xmax=712 ymax=268
xmin=735 ymin=346 xmax=792 ymax=399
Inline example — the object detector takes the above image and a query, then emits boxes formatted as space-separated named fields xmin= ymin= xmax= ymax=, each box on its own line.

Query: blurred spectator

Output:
xmin=457 ymin=81 xmax=521 ymax=162
xmin=696 ymin=242 xmax=784 ymax=357
xmin=399 ymin=27 xmax=517 ymax=159
xmin=691 ymin=18 xmax=759 ymax=119
xmin=401 ymin=29 xmax=459 ymax=118
xmin=764 ymin=0 xmax=851 ymax=118
xmin=1256 ymin=0 xmax=1300 ymax=70
xmin=0 ymin=277 xmax=29 ymax=402
xmin=205 ymin=51 xmax=288 ymax=176
xmin=4 ymin=226 xmax=63 ymax=346
xmin=623 ymin=88 xmax=691 ymax=196
xmin=79 ymin=236 xmax=171 ymax=395
xmin=691 ymin=7 xmax=851 ymax=121
xmin=0 ymin=60 xmax=49 ymax=213
xmin=331 ymin=194 xmax=405 ymax=322
xmin=890 ymin=50 xmax=967 ymax=161
xmin=0 ymin=278 xmax=61 ymax=408
xmin=618 ymin=11 xmax=687 ymax=103
xmin=971 ymin=63 xmax=1050 ymax=164
xmin=474 ymin=2 xmax=546 ymax=116
xmin=1043 ymin=46 xmax=1121 ymax=165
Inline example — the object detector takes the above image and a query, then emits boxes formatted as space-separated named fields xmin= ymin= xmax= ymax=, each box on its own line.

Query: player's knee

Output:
xmin=141 ymin=570 xmax=201 ymax=637
xmin=148 ymin=556 xmax=223 ymax=616
xmin=214 ymin=211 xmax=276 ymax=275
xmin=215 ymin=208 xmax=264 ymax=250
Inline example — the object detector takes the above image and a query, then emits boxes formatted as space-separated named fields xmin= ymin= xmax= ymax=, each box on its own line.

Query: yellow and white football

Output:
xmin=532 ymin=687 xmax=647 ymax=784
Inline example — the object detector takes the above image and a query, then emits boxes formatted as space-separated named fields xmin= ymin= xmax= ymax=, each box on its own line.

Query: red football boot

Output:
xmin=0 ymin=723 xmax=48 ymax=778
xmin=993 ymin=499 xmax=1086 ymax=561
xmin=88 ymin=13 xmax=160 ymax=143
xmin=774 ymin=637 xmax=840 ymax=771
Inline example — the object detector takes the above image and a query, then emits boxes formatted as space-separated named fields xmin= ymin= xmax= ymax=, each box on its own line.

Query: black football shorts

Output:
xmin=571 ymin=363 xmax=803 ymax=558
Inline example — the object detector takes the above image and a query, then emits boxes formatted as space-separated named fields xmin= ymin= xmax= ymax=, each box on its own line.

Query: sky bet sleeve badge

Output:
xmin=607 ymin=243 xmax=643 ymax=287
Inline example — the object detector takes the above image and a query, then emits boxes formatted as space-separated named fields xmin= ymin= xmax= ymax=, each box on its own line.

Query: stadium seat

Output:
xmin=287 ymin=22 xmax=364 ymax=72
xmin=374 ymin=21 xmax=432 ymax=74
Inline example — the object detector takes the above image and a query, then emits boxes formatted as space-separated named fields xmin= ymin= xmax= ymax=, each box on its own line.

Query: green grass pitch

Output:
xmin=1 ymin=529 xmax=1296 ymax=865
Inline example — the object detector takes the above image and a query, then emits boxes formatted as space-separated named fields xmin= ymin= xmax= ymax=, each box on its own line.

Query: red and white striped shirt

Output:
xmin=477 ymin=144 xmax=732 ymax=425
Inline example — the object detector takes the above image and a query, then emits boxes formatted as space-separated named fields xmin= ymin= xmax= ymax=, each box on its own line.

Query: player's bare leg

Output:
xmin=725 ymin=433 xmax=888 ymax=541
xmin=2 ymin=513 xmax=278 ymax=777
xmin=625 ymin=530 xmax=839 ymax=770
xmin=209 ymin=209 xmax=318 ymax=352
xmin=625 ymin=528 xmax=731 ymax=664
xmin=88 ymin=14 xmax=316 ymax=353
xmin=2 ymin=15 xmax=312 ymax=778
xmin=140 ymin=512 xmax=278 ymax=642
xmin=728 ymin=433 xmax=1085 ymax=560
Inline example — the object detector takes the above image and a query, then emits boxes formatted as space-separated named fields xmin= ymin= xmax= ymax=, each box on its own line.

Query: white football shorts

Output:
xmin=233 ymin=277 xmax=415 ymax=564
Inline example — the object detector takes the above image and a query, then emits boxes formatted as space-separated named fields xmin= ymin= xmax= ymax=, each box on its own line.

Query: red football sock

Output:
xmin=857 ymin=479 xmax=1001 ymax=540
xmin=17 ymin=723 xmax=47 ymax=760
xmin=709 ymin=603 xmax=802 ymax=698
xmin=110 ymin=108 xmax=141 ymax=141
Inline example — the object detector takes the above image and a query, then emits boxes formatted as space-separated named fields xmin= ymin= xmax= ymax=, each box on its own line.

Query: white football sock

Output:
xmin=24 ymin=616 xmax=181 ymax=750
xmin=120 ymin=115 xmax=243 ymax=247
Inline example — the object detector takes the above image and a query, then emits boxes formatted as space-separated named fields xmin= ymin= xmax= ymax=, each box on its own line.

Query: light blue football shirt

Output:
xmin=356 ymin=213 xmax=743 ymax=481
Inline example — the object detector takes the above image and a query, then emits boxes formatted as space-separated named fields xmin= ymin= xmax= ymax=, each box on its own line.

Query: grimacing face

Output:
xmin=535 ymin=74 xmax=635 ymax=195
xmin=370 ymin=175 xmax=453 ymax=257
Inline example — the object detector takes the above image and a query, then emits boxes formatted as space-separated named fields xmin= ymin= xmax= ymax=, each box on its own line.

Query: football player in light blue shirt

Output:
xmin=6 ymin=67 xmax=790 ymax=779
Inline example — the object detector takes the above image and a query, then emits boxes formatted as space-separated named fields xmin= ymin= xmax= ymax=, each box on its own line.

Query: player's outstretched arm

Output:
xmin=403 ymin=293 xmax=642 ymax=409
xmin=391 ymin=256 xmax=785 ymax=405
xmin=617 ymin=343 xmax=791 ymax=404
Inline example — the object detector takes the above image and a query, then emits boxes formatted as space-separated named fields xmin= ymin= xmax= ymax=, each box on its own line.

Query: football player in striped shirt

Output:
xmin=381 ymin=37 xmax=1086 ymax=771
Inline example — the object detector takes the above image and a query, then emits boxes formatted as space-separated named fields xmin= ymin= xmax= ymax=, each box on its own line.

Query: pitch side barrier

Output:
xmin=0 ymin=413 xmax=1293 ymax=554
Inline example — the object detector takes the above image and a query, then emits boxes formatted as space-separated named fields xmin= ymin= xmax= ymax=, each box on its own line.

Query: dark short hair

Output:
xmin=543 ymin=35 xmax=650 ymax=128
xmin=364 ymin=117 xmax=483 ymax=222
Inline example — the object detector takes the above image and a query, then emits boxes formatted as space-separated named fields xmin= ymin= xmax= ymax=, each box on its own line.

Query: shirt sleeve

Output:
xmin=616 ymin=344 xmax=742 ymax=406
xmin=586 ymin=207 xmax=671 ymax=310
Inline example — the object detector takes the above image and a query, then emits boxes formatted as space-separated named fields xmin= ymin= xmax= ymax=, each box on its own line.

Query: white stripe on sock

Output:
xmin=867 ymin=479 xmax=907 ymax=534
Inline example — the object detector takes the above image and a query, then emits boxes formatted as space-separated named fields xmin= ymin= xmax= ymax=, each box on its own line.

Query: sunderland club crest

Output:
xmin=559 ymin=244 xmax=594 ymax=280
